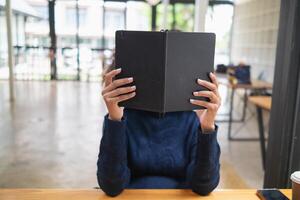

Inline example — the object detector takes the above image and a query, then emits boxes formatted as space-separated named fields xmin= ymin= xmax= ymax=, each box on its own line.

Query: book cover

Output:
xmin=115 ymin=30 xmax=215 ymax=113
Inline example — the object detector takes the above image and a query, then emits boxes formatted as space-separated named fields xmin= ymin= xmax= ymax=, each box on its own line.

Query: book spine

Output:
xmin=162 ymin=31 xmax=168 ymax=113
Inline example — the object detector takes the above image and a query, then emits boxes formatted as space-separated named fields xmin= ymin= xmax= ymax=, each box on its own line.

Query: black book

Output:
xmin=115 ymin=30 xmax=215 ymax=113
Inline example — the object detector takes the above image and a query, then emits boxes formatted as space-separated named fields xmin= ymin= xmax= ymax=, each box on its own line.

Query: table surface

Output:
xmin=0 ymin=189 xmax=292 ymax=200
xmin=248 ymin=96 xmax=272 ymax=111
xmin=228 ymin=80 xmax=273 ymax=89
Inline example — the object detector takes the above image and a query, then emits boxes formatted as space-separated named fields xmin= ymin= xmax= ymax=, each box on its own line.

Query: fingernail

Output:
xmin=132 ymin=92 xmax=136 ymax=96
xmin=128 ymin=77 xmax=133 ymax=81
xmin=193 ymin=92 xmax=198 ymax=96
xmin=197 ymin=79 xmax=203 ymax=83
xmin=131 ymin=86 xmax=136 ymax=89
xmin=116 ymin=68 xmax=121 ymax=71
xmin=210 ymin=72 xmax=214 ymax=76
xmin=190 ymin=99 xmax=195 ymax=102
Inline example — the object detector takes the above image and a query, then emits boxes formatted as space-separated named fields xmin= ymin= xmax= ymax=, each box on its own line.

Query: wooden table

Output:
xmin=228 ymin=80 xmax=273 ymax=90
xmin=0 ymin=189 xmax=291 ymax=200
xmin=248 ymin=96 xmax=272 ymax=170
xmin=248 ymin=96 xmax=272 ymax=111
xmin=223 ymin=80 xmax=272 ymax=141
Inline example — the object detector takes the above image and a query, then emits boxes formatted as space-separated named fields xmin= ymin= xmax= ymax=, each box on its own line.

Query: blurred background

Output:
xmin=1 ymin=0 xmax=295 ymax=190
xmin=0 ymin=0 xmax=237 ymax=81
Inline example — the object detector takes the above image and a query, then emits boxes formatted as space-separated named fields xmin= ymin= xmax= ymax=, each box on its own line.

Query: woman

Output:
xmin=97 ymin=62 xmax=221 ymax=197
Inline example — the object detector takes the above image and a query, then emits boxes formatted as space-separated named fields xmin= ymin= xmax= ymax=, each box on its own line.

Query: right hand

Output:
xmin=101 ymin=68 xmax=136 ymax=121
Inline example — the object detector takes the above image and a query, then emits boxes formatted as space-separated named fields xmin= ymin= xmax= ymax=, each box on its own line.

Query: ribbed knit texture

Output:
xmin=97 ymin=108 xmax=220 ymax=197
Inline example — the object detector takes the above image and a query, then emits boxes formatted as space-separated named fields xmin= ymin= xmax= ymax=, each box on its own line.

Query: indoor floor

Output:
xmin=0 ymin=80 xmax=266 ymax=189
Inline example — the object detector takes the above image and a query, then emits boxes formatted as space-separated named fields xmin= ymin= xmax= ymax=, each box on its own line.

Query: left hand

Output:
xmin=190 ymin=72 xmax=221 ymax=133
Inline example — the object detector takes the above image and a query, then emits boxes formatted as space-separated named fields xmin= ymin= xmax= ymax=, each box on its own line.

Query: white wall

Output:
xmin=230 ymin=0 xmax=280 ymax=83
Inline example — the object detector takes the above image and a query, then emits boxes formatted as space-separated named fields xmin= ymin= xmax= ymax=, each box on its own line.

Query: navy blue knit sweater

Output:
xmin=97 ymin=108 xmax=220 ymax=196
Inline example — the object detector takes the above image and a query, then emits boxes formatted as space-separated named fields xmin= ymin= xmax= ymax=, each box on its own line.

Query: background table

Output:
xmin=224 ymin=80 xmax=272 ymax=141
xmin=248 ymin=96 xmax=272 ymax=170
xmin=0 ymin=189 xmax=291 ymax=200
xmin=248 ymin=96 xmax=272 ymax=110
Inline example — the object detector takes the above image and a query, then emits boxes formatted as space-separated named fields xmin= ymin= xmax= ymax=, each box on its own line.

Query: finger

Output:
xmin=195 ymin=109 xmax=205 ymax=116
xmin=193 ymin=91 xmax=219 ymax=104
xmin=209 ymin=72 xmax=221 ymax=98
xmin=102 ymin=77 xmax=133 ymax=95
xmin=209 ymin=72 xmax=219 ymax=88
xmin=197 ymin=79 xmax=217 ymax=91
xmin=190 ymin=99 xmax=219 ymax=112
xmin=209 ymin=72 xmax=221 ymax=101
xmin=104 ymin=85 xmax=136 ymax=98
xmin=104 ymin=68 xmax=121 ymax=86
xmin=107 ymin=92 xmax=136 ymax=103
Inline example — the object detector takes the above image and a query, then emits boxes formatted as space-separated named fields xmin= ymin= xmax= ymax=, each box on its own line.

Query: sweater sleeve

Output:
xmin=97 ymin=114 xmax=131 ymax=197
xmin=186 ymin=125 xmax=220 ymax=196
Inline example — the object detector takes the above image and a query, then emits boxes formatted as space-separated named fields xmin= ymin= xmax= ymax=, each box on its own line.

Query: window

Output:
xmin=65 ymin=7 xmax=87 ymax=28
xmin=104 ymin=10 xmax=125 ymax=33
xmin=33 ymin=5 xmax=49 ymax=19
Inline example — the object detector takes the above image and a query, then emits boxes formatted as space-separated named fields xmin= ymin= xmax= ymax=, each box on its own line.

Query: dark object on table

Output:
xmin=235 ymin=64 xmax=251 ymax=84
xmin=115 ymin=30 xmax=215 ymax=113
xmin=257 ymin=189 xmax=289 ymax=200
xmin=216 ymin=64 xmax=227 ymax=73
